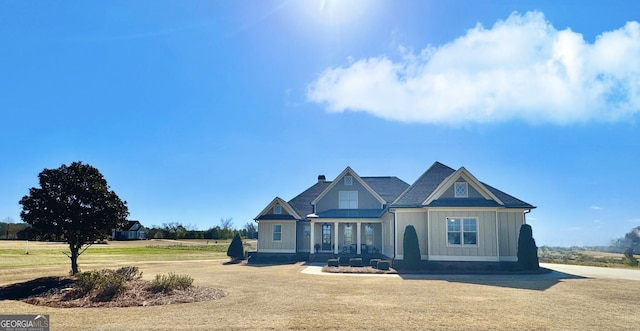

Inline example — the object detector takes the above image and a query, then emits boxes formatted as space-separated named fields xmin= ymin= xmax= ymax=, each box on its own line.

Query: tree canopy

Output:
xmin=19 ymin=162 xmax=129 ymax=274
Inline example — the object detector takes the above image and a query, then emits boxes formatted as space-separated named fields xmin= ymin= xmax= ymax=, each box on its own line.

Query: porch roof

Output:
xmin=314 ymin=209 xmax=386 ymax=218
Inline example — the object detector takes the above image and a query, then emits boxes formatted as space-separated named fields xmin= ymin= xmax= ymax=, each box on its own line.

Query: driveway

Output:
xmin=542 ymin=263 xmax=640 ymax=281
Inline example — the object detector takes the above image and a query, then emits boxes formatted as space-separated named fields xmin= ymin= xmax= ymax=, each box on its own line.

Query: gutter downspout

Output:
xmin=524 ymin=209 xmax=532 ymax=224
xmin=389 ymin=208 xmax=397 ymax=260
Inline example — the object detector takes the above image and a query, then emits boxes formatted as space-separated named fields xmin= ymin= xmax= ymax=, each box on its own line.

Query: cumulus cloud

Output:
xmin=307 ymin=11 xmax=640 ymax=125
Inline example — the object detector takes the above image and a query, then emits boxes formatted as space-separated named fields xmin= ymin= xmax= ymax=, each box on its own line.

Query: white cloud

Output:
xmin=307 ymin=11 xmax=640 ymax=125
xmin=590 ymin=205 xmax=603 ymax=210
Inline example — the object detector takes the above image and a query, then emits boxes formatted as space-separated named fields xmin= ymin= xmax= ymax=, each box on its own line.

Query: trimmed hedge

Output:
xmin=349 ymin=258 xmax=363 ymax=267
xmin=327 ymin=258 xmax=339 ymax=267
xmin=369 ymin=258 xmax=381 ymax=268
xmin=403 ymin=225 xmax=421 ymax=270
xmin=339 ymin=256 xmax=350 ymax=266
xmin=377 ymin=261 xmax=390 ymax=270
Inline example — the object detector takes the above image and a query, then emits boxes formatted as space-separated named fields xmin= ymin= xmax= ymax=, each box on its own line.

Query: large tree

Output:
xmin=19 ymin=162 xmax=129 ymax=274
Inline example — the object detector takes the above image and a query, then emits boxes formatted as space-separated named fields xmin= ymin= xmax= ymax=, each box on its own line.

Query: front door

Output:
xmin=322 ymin=224 xmax=332 ymax=251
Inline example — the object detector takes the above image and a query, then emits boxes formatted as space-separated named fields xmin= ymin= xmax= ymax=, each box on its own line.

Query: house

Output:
xmin=111 ymin=220 xmax=147 ymax=240
xmin=253 ymin=162 xmax=535 ymax=263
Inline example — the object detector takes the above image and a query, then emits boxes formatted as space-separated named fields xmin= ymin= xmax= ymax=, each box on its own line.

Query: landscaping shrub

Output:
xmin=227 ymin=234 xmax=244 ymax=261
xmin=369 ymin=258 xmax=381 ymax=268
xmin=327 ymin=258 xmax=339 ymax=267
xmin=624 ymin=249 xmax=639 ymax=267
xmin=115 ymin=266 xmax=143 ymax=281
xmin=74 ymin=269 xmax=127 ymax=301
xmin=149 ymin=273 xmax=194 ymax=293
xmin=349 ymin=258 xmax=363 ymax=267
xmin=517 ymin=224 xmax=540 ymax=270
xmin=377 ymin=261 xmax=390 ymax=270
xmin=339 ymin=256 xmax=350 ymax=266
xmin=403 ymin=225 xmax=421 ymax=270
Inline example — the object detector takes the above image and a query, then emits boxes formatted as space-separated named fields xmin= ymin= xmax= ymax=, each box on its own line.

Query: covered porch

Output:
xmin=309 ymin=220 xmax=383 ymax=256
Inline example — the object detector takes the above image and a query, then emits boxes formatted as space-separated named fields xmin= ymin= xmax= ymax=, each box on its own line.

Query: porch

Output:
xmin=309 ymin=220 xmax=384 ymax=256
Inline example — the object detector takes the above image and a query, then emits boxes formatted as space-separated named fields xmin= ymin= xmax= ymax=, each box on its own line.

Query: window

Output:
xmin=454 ymin=182 xmax=468 ymax=198
xmin=273 ymin=224 xmax=282 ymax=241
xmin=447 ymin=218 xmax=477 ymax=246
xmin=274 ymin=204 xmax=282 ymax=214
xmin=344 ymin=224 xmax=353 ymax=245
xmin=344 ymin=175 xmax=353 ymax=185
xmin=304 ymin=224 xmax=310 ymax=238
xmin=365 ymin=225 xmax=374 ymax=246
xmin=339 ymin=191 xmax=358 ymax=209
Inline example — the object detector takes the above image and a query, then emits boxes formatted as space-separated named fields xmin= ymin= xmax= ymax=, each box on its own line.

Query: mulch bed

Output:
xmin=0 ymin=276 xmax=227 ymax=308
xmin=322 ymin=266 xmax=397 ymax=274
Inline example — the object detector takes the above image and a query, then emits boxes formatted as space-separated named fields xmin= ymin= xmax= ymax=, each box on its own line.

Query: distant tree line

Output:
xmin=145 ymin=218 xmax=257 ymax=240
xmin=0 ymin=218 xmax=33 ymax=240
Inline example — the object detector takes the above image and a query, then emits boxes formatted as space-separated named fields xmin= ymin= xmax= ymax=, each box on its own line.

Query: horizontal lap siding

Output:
xmin=498 ymin=212 xmax=524 ymax=258
xmin=428 ymin=210 xmax=497 ymax=257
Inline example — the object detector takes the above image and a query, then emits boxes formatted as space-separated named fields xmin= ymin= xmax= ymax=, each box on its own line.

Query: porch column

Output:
xmin=334 ymin=222 xmax=339 ymax=254
xmin=356 ymin=221 xmax=362 ymax=255
xmin=309 ymin=221 xmax=315 ymax=255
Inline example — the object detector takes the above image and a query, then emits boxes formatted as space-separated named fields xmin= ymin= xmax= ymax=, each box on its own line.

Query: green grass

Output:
xmin=0 ymin=241 xmax=233 ymax=269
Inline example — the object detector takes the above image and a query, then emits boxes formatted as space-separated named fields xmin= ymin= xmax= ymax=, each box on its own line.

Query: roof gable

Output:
xmin=254 ymin=197 xmax=301 ymax=220
xmin=392 ymin=162 xmax=456 ymax=207
xmin=423 ymin=167 xmax=504 ymax=206
xmin=311 ymin=167 xmax=386 ymax=207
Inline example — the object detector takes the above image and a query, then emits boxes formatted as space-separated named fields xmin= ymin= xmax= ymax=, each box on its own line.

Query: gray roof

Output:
xmin=392 ymin=162 xmax=455 ymax=207
xmin=288 ymin=181 xmax=332 ymax=219
xmin=392 ymin=161 xmax=535 ymax=209
xmin=361 ymin=177 xmax=410 ymax=203
xmin=287 ymin=176 xmax=409 ymax=220
xmin=269 ymin=162 xmax=533 ymax=222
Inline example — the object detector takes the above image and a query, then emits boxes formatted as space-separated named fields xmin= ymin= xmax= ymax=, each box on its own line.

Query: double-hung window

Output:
xmin=447 ymin=218 xmax=477 ymax=246
xmin=273 ymin=224 xmax=282 ymax=241
xmin=339 ymin=191 xmax=358 ymax=209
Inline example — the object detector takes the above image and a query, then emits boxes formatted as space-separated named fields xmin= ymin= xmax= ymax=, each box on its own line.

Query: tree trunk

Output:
xmin=69 ymin=243 xmax=80 ymax=275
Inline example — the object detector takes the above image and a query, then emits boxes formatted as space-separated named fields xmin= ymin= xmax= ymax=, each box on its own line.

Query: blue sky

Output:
xmin=1 ymin=1 xmax=639 ymax=246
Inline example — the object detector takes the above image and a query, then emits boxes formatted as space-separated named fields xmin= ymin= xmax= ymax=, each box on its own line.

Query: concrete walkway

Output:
xmin=302 ymin=263 xmax=640 ymax=281
xmin=541 ymin=263 xmax=640 ymax=281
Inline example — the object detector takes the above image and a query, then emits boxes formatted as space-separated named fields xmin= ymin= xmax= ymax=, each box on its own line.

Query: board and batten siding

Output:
xmin=395 ymin=210 xmax=428 ymax=260
xmin=428 ymin=210 xmax=498 ymax=261
xmin=315 ymin=175 xmax=382 ymax=212
xmin=498 ymin=211 xmax=525 ymax=260
xmin=257 ymin=220 xmax=296 ymax=253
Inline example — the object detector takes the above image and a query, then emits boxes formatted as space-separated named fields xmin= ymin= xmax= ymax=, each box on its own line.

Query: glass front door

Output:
xmin=322 ymin=224 xmax=332 ymax=251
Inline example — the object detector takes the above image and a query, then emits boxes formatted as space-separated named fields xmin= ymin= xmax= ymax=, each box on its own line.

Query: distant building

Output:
xmin=112 ymin=220 xmax=146 ymax=240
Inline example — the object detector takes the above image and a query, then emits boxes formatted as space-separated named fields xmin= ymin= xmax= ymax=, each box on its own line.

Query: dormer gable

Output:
xmin=254 ymin=197 xmax=301 ymax=220
xmin=422 ymin=167 xmax=504 ymax=206
xmin=311 ymin=167 xmax=386 ymax=213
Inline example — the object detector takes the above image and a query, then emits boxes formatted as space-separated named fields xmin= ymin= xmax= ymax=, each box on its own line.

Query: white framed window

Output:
xmin=365 ymin=224 xmax=374 ymax=246
xmin=447 ymin=218 xmax=477 ymax=246
xmin=343 ymin=224 xmax=353 ymax=245
xmin=454 ymin=182 xmax=468 ymax=198
xmin=274 ymin=204 xmax=282 ymax=214
xmin=338 ymin=191 xmax=358 ymax=209
xmin=273 ymin=224 xmax=282 ymax=241
xmin=304 ymin=224 xmax=310 ymax=238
